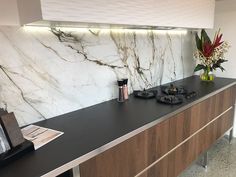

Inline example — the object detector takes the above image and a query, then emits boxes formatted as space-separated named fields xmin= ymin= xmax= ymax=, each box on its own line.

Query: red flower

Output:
xmin=201 ymin=31 xmax=224 ymax=58
xmin=213 ymin=33 xmax=223 ymax=48
xmin=202 ymin=42 xmax=214 ymax=57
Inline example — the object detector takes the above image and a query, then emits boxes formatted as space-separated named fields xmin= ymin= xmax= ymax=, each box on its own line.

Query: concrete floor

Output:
xmin=179 ymin=137 xmax=236 ymax=177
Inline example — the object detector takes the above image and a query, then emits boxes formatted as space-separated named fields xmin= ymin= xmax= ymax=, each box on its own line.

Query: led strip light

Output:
xmin=23 ymin=25 xmax=188 ymax=35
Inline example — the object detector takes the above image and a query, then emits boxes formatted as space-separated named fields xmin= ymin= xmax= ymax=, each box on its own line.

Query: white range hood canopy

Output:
xmin=15 ymin=0 xmax=215 ymax=29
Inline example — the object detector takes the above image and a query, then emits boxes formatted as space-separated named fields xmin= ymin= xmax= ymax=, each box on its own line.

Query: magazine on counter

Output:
xmin=21 ymin=125 xmax=64 ymax=150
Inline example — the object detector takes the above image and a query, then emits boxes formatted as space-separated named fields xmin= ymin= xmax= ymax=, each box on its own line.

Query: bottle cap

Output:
xmin=117 ymin=80 xmax=124 ymax=86
xmin=122 ymin=78 xmax=128 ymax=85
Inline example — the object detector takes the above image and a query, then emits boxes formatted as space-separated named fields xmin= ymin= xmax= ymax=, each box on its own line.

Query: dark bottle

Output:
xmin=117 ymin=80 xmax=124 ymax=102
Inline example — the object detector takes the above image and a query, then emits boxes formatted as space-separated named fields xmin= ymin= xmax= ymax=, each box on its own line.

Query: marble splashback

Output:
xmin=0 ymin=26 xmax=195 ymax=126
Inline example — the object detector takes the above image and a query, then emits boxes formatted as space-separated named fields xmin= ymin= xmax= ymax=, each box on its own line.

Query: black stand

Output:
xmin=57 ymin=169 xmax=74 ymax=177
xmin=0 ymin=139 xmax=34 ymax=167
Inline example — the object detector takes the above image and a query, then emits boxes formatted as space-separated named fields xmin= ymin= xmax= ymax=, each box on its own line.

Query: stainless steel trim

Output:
xmin=230 ymin=104 xmax=236 ymax=143
xmin=41 ymin=82 xmax=236 ymax=177
xmin=135 ymin=106 xmax=233 ymax=177
xmin=202 ymin=151 xmax=208 ymax=169
xmin=229 ymin=128 xmax=234 ymax=144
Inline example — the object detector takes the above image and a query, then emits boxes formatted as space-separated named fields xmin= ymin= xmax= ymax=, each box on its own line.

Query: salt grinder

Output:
xmin=117 ymin=80 xmax=125 ymax=102
xmin=122 ymin=78 xmax=129 ymax=100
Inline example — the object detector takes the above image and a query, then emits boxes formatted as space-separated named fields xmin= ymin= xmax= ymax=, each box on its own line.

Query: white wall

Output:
xmin=212 ymin=0 xmax=236 ymax=136
xmin=0 ymin=0 xmax=19 ymax=25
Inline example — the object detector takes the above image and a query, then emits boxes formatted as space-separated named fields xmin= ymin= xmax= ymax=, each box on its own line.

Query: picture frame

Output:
xmin=0 ymin=124 xmax=10 ymax=155
xmin=0 ymin=113 xmax=25 ymax=148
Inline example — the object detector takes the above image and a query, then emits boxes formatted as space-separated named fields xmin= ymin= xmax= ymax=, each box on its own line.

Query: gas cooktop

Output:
xmin=134 ymin=84 xmax=197 ymax=105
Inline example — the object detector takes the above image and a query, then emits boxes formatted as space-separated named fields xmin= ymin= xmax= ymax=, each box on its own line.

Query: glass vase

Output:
xmin=200 ymin=67 xmax=214 ymax=81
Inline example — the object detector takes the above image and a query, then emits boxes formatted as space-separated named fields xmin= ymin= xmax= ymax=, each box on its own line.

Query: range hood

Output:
xmin=17 ymin=0 xmax=215 ymax=29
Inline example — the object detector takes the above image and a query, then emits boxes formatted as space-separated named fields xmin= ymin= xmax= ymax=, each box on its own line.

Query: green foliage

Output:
xmin=195 ymin=33 xmax=202 ymax=51
xmin=212 ymin=59 xmax=227 ymax=71
xmin=194 ymin=64 xmax=206 ymax=72
xmin=195 ymin=29 xmax=212 ymax=52
xmin=201 ymin=29 xmax=211 ymax=44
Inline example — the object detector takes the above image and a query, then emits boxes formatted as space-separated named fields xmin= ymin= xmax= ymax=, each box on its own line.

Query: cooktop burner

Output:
xmin=185 ymin=91 xmax=197 ymax=99
xmin=134 ymin=89 xmax=157 ymax=99
xmin=161 ymin=84 xmax=187 ymax=95
xmin=156 ymin=95 xmax=183 ymax=105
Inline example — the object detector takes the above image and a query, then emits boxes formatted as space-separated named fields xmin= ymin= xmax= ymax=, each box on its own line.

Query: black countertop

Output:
xmin=0 ymin=76 xmax=235 ymax=177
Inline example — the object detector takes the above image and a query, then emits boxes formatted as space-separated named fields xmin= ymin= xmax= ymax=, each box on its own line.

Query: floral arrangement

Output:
xmin=194 ymin=29 xmax=230 ymax=79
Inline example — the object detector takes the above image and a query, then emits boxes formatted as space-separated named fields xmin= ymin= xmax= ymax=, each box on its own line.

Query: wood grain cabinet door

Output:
xmin=138 ymin=107 xmax=234 ymax=177
xmin=169 ymin=108 xmax=234 ymax=177
xmin=80 ymin=119 xmax=170 ymax=177
xmin=168 ymin=86 xmax=235 ymax=150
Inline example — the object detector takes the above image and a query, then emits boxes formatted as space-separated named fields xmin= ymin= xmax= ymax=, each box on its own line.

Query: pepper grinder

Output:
xmin=117 ymin=80 xmax=124 ymax=102
xmin=122 ymin=78 xmax=129 ymax=100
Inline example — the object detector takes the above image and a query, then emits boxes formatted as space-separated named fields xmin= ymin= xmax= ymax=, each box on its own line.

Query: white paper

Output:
xmin=21 ymin=125 xmax=64 ymax=150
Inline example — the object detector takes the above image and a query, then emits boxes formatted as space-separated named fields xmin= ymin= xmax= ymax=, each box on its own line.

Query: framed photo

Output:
xmin=0 ymin=124 xmax=10 ymax=154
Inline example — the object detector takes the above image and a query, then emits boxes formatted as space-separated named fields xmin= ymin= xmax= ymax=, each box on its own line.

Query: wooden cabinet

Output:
xmin=80 ymin=86 xmax=236 ymax=177
xmin=79 ymin=118 xmax=170 ymax=177
xmin=139 ymin=108 xmax=234 ymax=177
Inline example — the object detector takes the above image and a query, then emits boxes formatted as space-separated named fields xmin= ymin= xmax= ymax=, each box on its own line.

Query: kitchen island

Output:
xmin=0 ymin=76 xmax=235 ymax=177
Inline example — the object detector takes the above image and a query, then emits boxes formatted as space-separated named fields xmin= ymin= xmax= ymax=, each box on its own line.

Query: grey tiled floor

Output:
xmin=179 ymin=137 xmax=236 ymax=177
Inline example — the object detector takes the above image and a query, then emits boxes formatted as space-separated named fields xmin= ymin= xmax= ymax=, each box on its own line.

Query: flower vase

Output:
xmin=200 ymin=67 xmax=214 ymax=81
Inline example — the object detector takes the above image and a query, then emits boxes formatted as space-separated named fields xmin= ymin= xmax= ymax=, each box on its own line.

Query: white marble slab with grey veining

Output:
xmin=0 ymin=26 xmax=195 ymax=126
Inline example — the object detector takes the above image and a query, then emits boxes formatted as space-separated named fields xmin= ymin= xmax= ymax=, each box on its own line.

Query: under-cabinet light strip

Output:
xmin=135 ymin=106 xmax=233 ymax=177
xmin=23 ymin=25 xmax=188 ymax=35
